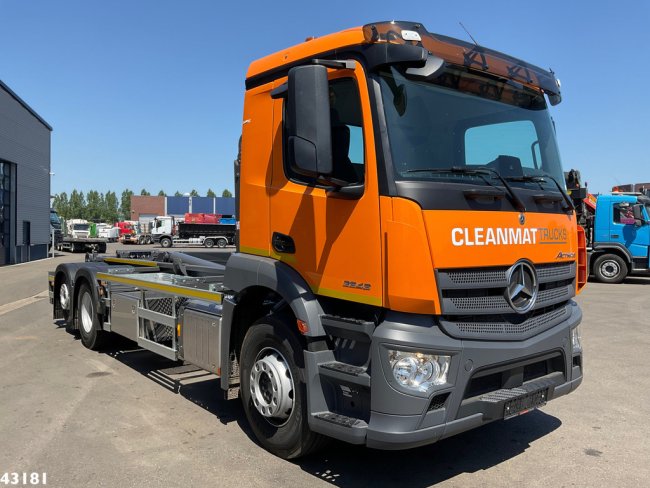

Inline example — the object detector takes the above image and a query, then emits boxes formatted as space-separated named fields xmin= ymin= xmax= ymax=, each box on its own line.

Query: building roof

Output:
xmin=0 ymin=79 xmax=52 ymax=131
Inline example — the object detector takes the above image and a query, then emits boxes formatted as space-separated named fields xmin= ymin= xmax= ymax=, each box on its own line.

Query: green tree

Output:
xmin=69 ymin=190 xmax=86 ymax=219
xmin=86 ymin=190 xmax=103 ymax=221
xmin=157 ymin=190 xmax=166 ymax=196
xmin=206 ymin=188 xmax=216 ymax=197
xmin=140 ymin=188 xmax=151 ymax=196
xmin=188 ymin=189 xmax=199 ymax=197
xmin=174 ymin=191 xmax=182 ymax=197
xmin=121 ymin=189 xmax=134 ymax=220
xmin=222 ymin=189 xmax=233 ymax=198
xmin=52 ymin=192 xmax=70 ymax=220
xmin=103 ymin=191 xmax=120 ymax=223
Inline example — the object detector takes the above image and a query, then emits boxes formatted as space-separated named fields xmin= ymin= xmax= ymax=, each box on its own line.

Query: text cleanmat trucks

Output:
xmin=49 ymin=21 xmax=586 ymax=459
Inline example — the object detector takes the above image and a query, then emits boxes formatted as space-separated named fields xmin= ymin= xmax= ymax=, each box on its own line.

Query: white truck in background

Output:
xmin=58 ymin=219 xmax=107 ymax=253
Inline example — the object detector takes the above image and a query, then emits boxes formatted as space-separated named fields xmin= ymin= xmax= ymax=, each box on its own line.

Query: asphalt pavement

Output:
xmin=0 ymin=245 xmax=648 ymax=487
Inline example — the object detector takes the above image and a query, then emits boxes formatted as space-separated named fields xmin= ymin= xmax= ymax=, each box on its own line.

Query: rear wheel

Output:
xmin=204 ymin=238 xmax=214 ymax=248
xmin=77 ymin=283 xmax=108 ymax=350
xmin=160 ymin=237 xmax=172 ymax=248
xmin=70 ymin=242 xmax=76 ymax=253
xmin=216 ymin=238 xmax=227 ymax=248
xmin=240 ymin=315 xmax=326 ymax=459
xmin=593 ymin=253 xmax=628 ymax=284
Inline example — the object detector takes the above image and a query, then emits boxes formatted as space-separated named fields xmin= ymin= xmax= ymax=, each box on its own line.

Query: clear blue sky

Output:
xmin=1 ymin=0 xmax=647 ymax=196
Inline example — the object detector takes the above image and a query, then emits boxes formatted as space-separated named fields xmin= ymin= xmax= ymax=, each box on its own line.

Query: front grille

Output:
xmin=437 ymin=262 xmax=575 ymax=340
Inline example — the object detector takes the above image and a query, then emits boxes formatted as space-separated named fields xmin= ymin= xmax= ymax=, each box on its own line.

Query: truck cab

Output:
xmin=67 ymin=220 xmax=90 ymax=239
xmin=590 ymin=194 xmax=650 ymax=282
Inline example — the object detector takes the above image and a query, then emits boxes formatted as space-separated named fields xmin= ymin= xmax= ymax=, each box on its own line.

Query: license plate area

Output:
xmin=504 ymin=388 xmax=548 ymax=419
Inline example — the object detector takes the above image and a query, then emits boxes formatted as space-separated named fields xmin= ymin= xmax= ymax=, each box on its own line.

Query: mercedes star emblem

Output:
xmin=505 ymin=261 xmax=538 ymax=314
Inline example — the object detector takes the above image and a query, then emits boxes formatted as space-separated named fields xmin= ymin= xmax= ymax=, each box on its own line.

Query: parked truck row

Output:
xmin=49 ymin=211 xmax=236 ymax=252
xmin=49 ymin=21 xmax=585 ymax=459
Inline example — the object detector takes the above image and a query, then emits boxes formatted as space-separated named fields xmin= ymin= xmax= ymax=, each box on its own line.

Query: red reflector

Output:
xmin=577 ymin=226 xmax=588 ymax=292
xmin=296 ymin=319 xmax=309 ymax=334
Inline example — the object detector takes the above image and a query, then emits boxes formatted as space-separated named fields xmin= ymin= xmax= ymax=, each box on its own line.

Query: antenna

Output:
xmin=459 ymin=21 xmax=480 ymax=46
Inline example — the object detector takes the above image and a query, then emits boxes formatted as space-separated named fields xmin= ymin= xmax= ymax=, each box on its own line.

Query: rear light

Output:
xmin=576 ymin=226 xmax=587 ymax=293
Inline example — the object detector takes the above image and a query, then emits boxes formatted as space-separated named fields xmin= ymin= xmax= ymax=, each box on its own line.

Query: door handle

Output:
xmin=272 ymin=232 xmax=296 ymax=254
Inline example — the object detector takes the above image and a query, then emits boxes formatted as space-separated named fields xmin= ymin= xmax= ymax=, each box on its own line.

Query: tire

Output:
xmin=593 ymin=253 xmax=628 ymax=284
xmin=57 ymin=274 xmax=73 ymax=325
xmin=146 ymin=236 xmax=152 ymax=245
xmin=70 ymin=242 xmax=76 ymax=253
xmin=240 ymin=315 xmax=326 ymax=459
xmin=160 ymin=237 xmax=172 ymax=248
xmin=77 ymin=283 xmax=108 ymax=350
xmin=204 ymin=238 xmax=215 ymax=248
xmin=216 ymin=238 xmax=227 ymax=248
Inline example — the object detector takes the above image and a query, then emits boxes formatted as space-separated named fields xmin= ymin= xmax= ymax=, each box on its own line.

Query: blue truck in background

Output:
xmin=566 ymin=170 xmax=650 ymax=283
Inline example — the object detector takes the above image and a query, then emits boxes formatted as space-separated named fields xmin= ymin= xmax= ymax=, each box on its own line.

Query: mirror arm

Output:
xmin=326 ymin=183 xmax=365 ymax=200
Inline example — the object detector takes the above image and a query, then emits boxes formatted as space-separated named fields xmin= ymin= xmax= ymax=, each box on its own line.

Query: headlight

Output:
xmin=387 ymin=349 xmax=450 ymax=392
xmin=571 ymin=325 xmax=582 ymax=353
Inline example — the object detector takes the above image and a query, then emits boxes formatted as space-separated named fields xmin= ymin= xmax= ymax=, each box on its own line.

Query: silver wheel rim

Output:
xmin=250 ymin=347 xmax=294 ymax=425
xmin=80 ymin=293 xmax=94 ymax=333
xmin=59 ymin=283 xmax=70 ymax=310
xmin=601 ymin=261 xmax=619 ymax=278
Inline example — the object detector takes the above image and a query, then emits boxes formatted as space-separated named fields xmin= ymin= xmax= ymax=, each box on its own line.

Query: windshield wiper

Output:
xmin=505 ymin=174 xmax=574 ymax=212
xmin=406 ymin=166 xmax=527 ymax=212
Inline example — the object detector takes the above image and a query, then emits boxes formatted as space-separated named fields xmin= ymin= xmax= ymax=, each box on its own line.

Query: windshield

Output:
xmin=49 ymin=211 xmax=61 ymax=227
xmin=378 ymin=65 xmax=565 ymax=192
xmin=73 ymin=224 xmax=89 ymax=231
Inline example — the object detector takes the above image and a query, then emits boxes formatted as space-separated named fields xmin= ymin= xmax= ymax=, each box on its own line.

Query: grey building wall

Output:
xmin=0 ymin=81 xmax=52 ymax=264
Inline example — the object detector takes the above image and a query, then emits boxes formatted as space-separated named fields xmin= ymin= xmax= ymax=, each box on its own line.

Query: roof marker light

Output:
xmin=401 ymin=30 xmax=422 ymax=42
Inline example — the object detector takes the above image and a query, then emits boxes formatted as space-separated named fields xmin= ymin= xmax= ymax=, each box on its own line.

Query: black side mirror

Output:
xmin=285 ymin=65 xmax=332 ymax=178
xmin=633 ymin=204 xmax=646 ymax=226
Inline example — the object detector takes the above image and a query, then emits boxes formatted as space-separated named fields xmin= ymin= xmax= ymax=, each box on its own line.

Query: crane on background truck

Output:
xmin=48 ymin=21 xmax=585 ymax=459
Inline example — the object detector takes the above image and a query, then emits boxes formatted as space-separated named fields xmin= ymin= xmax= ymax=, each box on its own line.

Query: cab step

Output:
xmin=320 ymin=314 xmax=374 ymax=342
xmin=314 ymin=411 xmax=368 ymax=428
xmin=318 ymin=361 xmax=370 ymax=387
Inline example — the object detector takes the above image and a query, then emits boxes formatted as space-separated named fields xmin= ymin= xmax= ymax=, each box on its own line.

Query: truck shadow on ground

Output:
xmin=296 ymin=410 xmax=561 ymax=486
xmin=100 ymin=337 xmax=247 ymax=428
xmin=65 ymin=330 xmax=562 ymax=486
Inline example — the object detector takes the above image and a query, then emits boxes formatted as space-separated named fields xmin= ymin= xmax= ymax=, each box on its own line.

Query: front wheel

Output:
xmin=593 ymin=253 xmax=628 ymax=284
xmin=160 ymin=237 xmax=172 ymax=248
xmin=240 ymin=315 xmax=325 ymax=459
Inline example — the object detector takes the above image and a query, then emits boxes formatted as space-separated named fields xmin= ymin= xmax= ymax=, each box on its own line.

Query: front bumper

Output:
xmin=307 ymin=300 xmax=583 ymax=450
xmin=365 ymin=301 xmax=582 ymax=449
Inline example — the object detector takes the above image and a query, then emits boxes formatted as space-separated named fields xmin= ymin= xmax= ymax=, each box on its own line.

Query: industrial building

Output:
xmin=0 ymin=80 xmax=52 ymax=265
xmin=130 ymin=195 xmax=235 ymax=223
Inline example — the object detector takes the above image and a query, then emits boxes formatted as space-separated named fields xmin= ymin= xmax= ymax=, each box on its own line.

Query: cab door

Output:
xmin=612 ymin=201 xmax=650 ymax=267
xmin=268 ymin=63 xmax=383 ymax=307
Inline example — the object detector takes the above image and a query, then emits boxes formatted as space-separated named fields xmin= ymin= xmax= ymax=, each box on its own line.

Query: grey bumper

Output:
xmin=365 ymin=301 xmax=583 ymax=450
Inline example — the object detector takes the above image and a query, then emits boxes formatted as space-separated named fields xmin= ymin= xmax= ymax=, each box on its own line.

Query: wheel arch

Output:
xmin=219 ymin=253 xmax=325 ymax=391
xmin=590 ymin=243 xmax=633 ymax=272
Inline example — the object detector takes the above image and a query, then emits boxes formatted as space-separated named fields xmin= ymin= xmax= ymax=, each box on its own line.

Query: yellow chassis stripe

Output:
xmin=104 ymin=257 xmax=159 ymax=267
xmin=96 ymin=272 xmax=222 ymax=303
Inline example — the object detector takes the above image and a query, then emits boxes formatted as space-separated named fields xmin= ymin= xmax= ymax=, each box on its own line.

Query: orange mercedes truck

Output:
xmin=48 ymin=21 xmax=586 ymax=459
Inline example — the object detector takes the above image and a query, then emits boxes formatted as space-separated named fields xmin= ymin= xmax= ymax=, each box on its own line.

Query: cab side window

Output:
xmin=613 ymin=203 xmax=635 ymax=225
xmin=285 ymin=77 xmax=365 ymax=185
